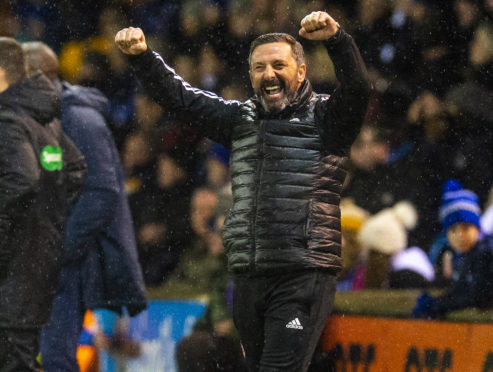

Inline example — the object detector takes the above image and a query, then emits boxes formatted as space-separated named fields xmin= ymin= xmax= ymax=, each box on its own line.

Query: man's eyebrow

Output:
xmin=253 ymin=59 xmax=287 ymax=66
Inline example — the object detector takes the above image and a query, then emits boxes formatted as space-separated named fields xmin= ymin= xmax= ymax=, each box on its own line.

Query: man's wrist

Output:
xmin=325 ymin=26 xmax=342 ymax=42
xmin=127 ymin=47 xmax=152 ymax=60
xmin=329 ymin=22 xmax=341 ymax=39
xmin=322 ymin=27 xmax=350 ymax=51
xmin=127 ymin=47 xmax=154 ymax=70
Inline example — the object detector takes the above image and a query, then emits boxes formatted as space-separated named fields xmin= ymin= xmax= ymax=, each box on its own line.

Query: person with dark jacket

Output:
xmin=22 ymin=42 xmax=148 ymax=371
xmin=0 ymin=37 xmax=86 ymax=371
xmin=413 ymin=180 xmax=493 ymax=319
xmin=116 ymin=10 xmax=370 ymax=372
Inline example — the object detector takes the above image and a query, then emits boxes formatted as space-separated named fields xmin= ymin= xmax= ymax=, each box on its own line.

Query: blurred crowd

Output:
xmin=2 ymin=0 xmax=493 ymax=351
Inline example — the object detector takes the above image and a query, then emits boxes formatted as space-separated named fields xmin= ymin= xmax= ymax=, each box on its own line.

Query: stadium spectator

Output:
xmin=389 ymin=246 xmax=435 ymax=289
xmin=413 ymin=180 xmax=493 ymax=319
xmin=337 ymin=198 xmax=369 ymax=291
xmin=358 ymin=201 xmax=418 ymax=289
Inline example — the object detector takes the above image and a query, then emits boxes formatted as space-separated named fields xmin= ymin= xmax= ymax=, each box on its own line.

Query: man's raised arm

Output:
xmin=115 ymin=27 xmax=239 ymax=147
xmin=299 ymin=12 xmax=371 ymax=154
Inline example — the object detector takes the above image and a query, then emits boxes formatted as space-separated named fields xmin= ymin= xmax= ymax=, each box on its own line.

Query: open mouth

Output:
xmin=264 ymin=85 xmax=282 ymax=95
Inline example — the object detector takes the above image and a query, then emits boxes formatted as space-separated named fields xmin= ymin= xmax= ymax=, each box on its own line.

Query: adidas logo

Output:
xmin=286 ymin=317 xmax=303 ymax=330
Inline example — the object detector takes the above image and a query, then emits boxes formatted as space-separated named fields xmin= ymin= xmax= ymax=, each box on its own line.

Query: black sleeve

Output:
xmin=128 ymin=49 xmax=241 ymax=148
xmin=0 ymin=118 xmax=40 ymax=269
xmin=315 ymin=28 xmax=372 ymax=155
xmin=434 ymin=285 xmax=478 ymax=315
xmin=0 ymin=120 xmax=40 ymax=214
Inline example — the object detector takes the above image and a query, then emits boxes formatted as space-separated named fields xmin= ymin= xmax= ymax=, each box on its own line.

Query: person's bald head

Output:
xmin=22 ymin=41 xmax=59 ymax=81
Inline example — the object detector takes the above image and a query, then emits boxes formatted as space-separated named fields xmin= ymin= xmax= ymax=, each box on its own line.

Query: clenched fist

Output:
xmin=299 ymin=11 xmax=339 ymax=40
xmin=115 ymin=27 xmax=147 ymax=55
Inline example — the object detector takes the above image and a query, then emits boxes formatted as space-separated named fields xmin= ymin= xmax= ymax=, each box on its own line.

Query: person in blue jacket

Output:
xmin=22 ymin=42 xmax=147 ymax=371
xmin=413 ymin=179 xmax=493 ymax=319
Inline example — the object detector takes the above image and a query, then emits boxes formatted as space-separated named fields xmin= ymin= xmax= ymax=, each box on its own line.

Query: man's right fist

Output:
xmin=115 ymin=27 xmax=147 ymax=55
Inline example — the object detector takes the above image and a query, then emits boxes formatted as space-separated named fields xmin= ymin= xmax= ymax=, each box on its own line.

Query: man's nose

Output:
xmin=263 ymin=65 xmax=275 ymax=79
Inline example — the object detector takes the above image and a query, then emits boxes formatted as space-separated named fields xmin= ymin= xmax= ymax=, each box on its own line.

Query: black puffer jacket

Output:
xmin=130 ymin=29 xmax=370 ymax=275
xmin=0 ymin=74 xmax=86 ymax=328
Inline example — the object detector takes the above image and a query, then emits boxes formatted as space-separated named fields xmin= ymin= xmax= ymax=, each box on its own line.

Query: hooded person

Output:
xmin=0 ymin=37 xmax=86 ymax=371
xmin=358 ymin=201 xmax=418 ymax=289
xmin=22 ymin=41 xmax=147 ymax=371
xmin=413 ymin=179 xmax=493 ymax=319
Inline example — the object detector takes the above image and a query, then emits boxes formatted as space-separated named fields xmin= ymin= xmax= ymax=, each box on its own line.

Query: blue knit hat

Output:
xmin=439 ymin=179 xmax=481 ymax=232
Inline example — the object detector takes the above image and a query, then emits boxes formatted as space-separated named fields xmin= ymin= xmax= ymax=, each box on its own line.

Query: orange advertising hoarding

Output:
xmin=320 ymin=316 xmax=493 ymax=371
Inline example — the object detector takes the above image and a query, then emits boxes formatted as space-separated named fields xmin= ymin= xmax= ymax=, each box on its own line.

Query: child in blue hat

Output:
xmin=413 ymin=179 xmax=493 ymax=319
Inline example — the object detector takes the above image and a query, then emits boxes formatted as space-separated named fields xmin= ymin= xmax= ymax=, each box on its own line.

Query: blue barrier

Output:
xmin=96 ymin=300 xmax=207 ymax=372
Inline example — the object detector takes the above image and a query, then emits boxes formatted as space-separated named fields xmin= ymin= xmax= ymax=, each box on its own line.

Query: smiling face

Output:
xmin=249 ymin=42 xmax=306 ymax=114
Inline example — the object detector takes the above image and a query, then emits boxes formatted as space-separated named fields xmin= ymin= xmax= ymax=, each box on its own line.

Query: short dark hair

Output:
xmin=0 ymin=37 xmax=27 ymax=85
xmin=248 ymin=33 xmax=305 ymax=67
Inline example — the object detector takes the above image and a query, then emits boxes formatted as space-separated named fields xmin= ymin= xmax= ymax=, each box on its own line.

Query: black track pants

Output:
xmin=233 ymin=270 xmax=337 ymax=372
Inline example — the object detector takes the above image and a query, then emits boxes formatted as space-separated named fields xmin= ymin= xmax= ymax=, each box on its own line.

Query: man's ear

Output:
xmin=297 ymin=63 xmax=306 ymax=83
xmin=0 ymin=67 xmax=9 ymax=94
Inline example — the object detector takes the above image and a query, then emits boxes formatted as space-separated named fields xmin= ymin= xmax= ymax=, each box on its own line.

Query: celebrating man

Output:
xmin=116 ymin=11 xmax=370 ymax=372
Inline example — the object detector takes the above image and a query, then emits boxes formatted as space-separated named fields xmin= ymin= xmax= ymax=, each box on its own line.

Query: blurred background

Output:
xmin=2 ymin=0 xmax=491 ymax=278
xmin=2 ymin=0 xmax=493 ymax=369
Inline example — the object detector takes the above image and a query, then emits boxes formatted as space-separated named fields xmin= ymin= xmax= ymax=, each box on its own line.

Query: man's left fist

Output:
xmin=299 ymin=11 xmax=339 ymax=40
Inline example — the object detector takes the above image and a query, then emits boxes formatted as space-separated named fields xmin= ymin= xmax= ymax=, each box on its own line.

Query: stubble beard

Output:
xmin=259 ymin=95 xmax=290 ymax=114
xmin=258 ymin=82 xmax=298 ymax=114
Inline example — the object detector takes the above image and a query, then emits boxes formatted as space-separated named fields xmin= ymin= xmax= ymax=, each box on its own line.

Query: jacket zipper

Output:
xmin=251 ymin=119 xmax=265 ymax=271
